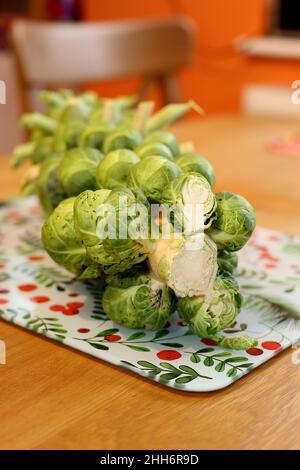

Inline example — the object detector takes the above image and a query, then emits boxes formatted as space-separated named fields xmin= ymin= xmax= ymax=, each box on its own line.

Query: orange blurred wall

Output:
xmin=82 ymin=0 xmax=300 ymax=113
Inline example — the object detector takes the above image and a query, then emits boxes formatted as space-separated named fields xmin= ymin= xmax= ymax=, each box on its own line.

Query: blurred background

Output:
xmin=1 ymin=0 xmax=300 ymax=153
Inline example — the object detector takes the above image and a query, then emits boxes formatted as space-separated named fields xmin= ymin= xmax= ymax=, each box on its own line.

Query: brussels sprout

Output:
xmin=42 ymin=198 xmax=101 ymax=279
xmin=79 ymin=123 xmax=115 ymax=149
xmin=21 ymin=113 xmax=57 ymax=134
xmin=209 ymin=192 xmax=256 ymax=251
xmin=11 ymin=142 xmax=36 ymax=168
xmin=100 ymin=188 xmax=149 ymax=273
xmin=175 ymin=154 xmax=216 ymax=187
xmin=148 ymin=234 xmax=218 ymax=297
xmin=96 ymin=149 xmax=139 ymax=190
xmin=53 ymin=120 xmax=86 ymax=151
xmin=134 ymin=142 xmax=174 ymax=160
xmin=74 ymin=188 xmax=149 ymax=274
xmin=103 ymin=270 xmax=176 ymax=330
xmin=177 ymin=273 xmax=243 ymax=338
xmin=161 ymin=173 xmax=216 ymax=233
xmin=58 ymin=148 xmax=104 ymax=196
xmin=127 ymin=155 xmax=181 ymax=201
xmin=217 ymin=250 xmax=238 ymax=274
xmin=37 ymin=155 xmax=66 ymax=215
xmin=144 ymin=131 xmax=179 ymax=157
xmin=74 ymin=189 xmax=112 ymax=265
xmin=103 ymin=127 xmax=143 ymax=153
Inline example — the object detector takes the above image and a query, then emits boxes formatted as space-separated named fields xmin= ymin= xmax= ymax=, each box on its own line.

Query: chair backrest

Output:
xmin=10 ymin=17 xmax=196 ymax=108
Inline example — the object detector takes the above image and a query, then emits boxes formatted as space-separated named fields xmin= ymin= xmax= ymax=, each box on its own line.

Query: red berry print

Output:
xmin=177 ymin=320 xmax=185 ymax=327
xmin=262 ymin=341 xmax=281 ymax=351
xmin=68 ymin=292 xmax=79 ymax=297
xmin=18 ymin=284 xmax=37 ymax=292
xmin=62 ymin=307 xmax=79 ymax=316
xmin=104 ymin=335 xmax=121 ymax=342
xmin=67 ymin=302 xmax=84 ymax=309
xmin=0 ymin=289 xmax=9 ymax=294
xmin=157 ymin=350 xmax=182 ymax=361
xmin=246 ymin=347 xmax=264 ymax=356
xmin=0 ymin=263 xmax=6 ymax=269
xmin=202 ymin=338 xmax=217 ymax=346
xmin=50 ymin=304 xmax=66 ymax=312
xmin=0 ymin=299 xmax=8 ymax=305
xmin=30 ymin=296 xmax=50 ymax=303
xmin=164 ymin=321 xmax=171 ymax=328
xmin=268 ymin=235 xmax=280 ymax=241
xmin=28 ymin=255 xmax=45 ymax=262
xmin=264 ymin=263 xmax=277 ymax=269
xmin=77 ymin=328 xmax=90 ymax=334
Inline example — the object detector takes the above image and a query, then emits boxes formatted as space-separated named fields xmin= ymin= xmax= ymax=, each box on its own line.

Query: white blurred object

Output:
xmin=241 ymin=84 xmax=300 ymax=117
xmin=236 ymin=36 xmax=300 ymax=59
xmin=0 ymin=52 xmax=23 ymax=154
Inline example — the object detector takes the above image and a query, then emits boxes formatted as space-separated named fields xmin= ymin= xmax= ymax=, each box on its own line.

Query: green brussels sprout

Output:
xmin=42 ymin=198 xmax=101 ymax=280
xmin=99 ymin=188 xmax=149 ymax=273
xmin=103 ymin=270 xmax=176 ymax=330
xmin=74 ymin=188 xmax=149 ymax=274
xmin=161 ymin=173 xmax=216 ymax=233
xmin=127 ymin=155 xmax=181 ymax=201
xmin=178 ymin=273 xmax=243 ymax=339
xmin=175 ymin=154 xmax=216 ymax=187
xmin=217 ymin=250 xmax=238 ymax=274
xmin=144 ymin=131 xmax=179 ymax=157
xmin=37 ymin=155 xmax=66 ymax=215
xmin=53 ymin=120 xmax=86 ymax=151
xmin=209 ymin=192 xmax=256 ymax=252
xmin=58 ymin=148 xmax=104 ymax=197
xmin=134 ymin=142 xmax=174 ymax=160
xmin=78 ymin=122 xmax=115 ymax=149
xmin=103 ymin=127 xmax=143 ymax=153
xmin=148 ymin=234 xmax=218 ymax=298
xmin=21 ymin=113 xmax=57 ymax=134
xmin=11 ymin=142 xmax=36 ymax=168
xmin=73 ymin=189 xmax=113 ymax=265
xmin=32 ymin=136 xmax=55 ymax=164
xmin=96 ymin=149 xmax=139 ymax=190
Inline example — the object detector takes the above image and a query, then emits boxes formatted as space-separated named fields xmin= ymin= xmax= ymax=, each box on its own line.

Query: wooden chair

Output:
xmin=10 ymin=17 xmax=196 ymax=111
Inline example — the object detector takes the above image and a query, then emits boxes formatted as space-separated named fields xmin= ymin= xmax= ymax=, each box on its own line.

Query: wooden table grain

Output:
xmin=1 ymin=114 xmax=300 ymax=450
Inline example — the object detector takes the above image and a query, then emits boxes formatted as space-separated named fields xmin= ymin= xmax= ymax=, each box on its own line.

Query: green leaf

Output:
xmin=88 ymin=342 xmax=109 ymax=350
xmin=159 ymin=372 xmax=179 ymax=381
xmin=160 ymin=342 xmax=184 ymax=348
xmin=126 ymin=331 xmax=146 ymax=341
xmin=178 ymin=365 xmax=197 ymax=376
xmin=153 ymin=329 xmax=169 ymax=340
xmin=212 ymin=352 xmax=231 ymax=358
xmin=225 ymin=356 xmax=248 ymax=363
xmin=126 ymin=345 xmax=150 ymax=352
xmin=122 ymin=360 xmax=138 ymax=369
xmin=137 ymin=360 xmax=158 ymax=369
xmin=175 ymin=376 xmax=195 ymax=385
xmin=96 ymin=328 xmax=119 ymax=337
xmin=196 ymin=347 xmax=215 ymax=353
xmin=42 ymin=317 xmax=59 ymax=321
xmin=160 ymin=362 xmax=179 ymax=372
xmin=239 ymin=363 xmax=254 ymax=368
xmin=204 ymin=357 xmax=214 ymax=367
xmin=215 ymin=362 xmax=225 ymax=373
xmin=190 ymin=353 xmax=200 ymax=364
xmin=49 ymin=328 xmax=68 ymax=333
xmin=227 ymin=367 xmax=238 ymax=378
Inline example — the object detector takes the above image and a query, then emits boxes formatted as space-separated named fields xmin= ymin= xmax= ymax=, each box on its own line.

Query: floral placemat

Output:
xmin=0 ymin=197 xmax=300 ymax=392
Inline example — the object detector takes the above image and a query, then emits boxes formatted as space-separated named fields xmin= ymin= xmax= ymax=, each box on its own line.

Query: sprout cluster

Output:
xmin=13 ymin=90 xmax=256 ymax=348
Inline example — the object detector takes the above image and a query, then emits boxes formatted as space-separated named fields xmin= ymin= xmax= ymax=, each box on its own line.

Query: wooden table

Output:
xmin=1 ymin=114 xmax=300 ymax=450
